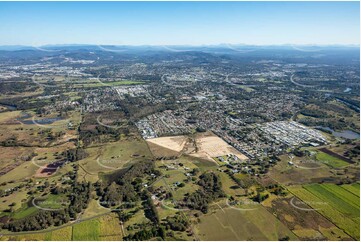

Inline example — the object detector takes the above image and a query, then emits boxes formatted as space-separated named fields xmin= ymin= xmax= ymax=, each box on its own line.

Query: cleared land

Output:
xmin=268 ymin=154 xmax=332 ymax=185
xmin=190 ymin=132 xmax=248 ymax=162
xmin=147 ymin=135 xmax=188 ymax=157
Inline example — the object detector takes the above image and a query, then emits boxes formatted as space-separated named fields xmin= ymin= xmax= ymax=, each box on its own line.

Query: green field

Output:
xmin=12 ymin=205 xmax=38 ymax=220
xmin=0 ymin=214 xmax=120 ymax=241
xmin=289 ymin=183 xmax=360 ymax=240
xmin=315 ymin=151 xmax=349 ymax=168
xmin=78 ymin=138 xmax=153 ymax=183
xmin=341 ymin=183 xmax=360 ymax=197
xmin=81 ymin=200 xmax=110 ymax=219
xmin=0 ymin=190 xmax=30 ymax=217
xmin=72 ymin=219 xmax=100 ymax=240
xmin=304 ymin=184 xmax=359 ymax=217
xmin=0 ymin=162 xmax=39 ymax=184
xmin=320 ymin=184 xmax=359 ymax=208
xmin=217 ymin=172 xmax=245 ymax=197
xmin=34 ymin=194 xmax=70 ymax=210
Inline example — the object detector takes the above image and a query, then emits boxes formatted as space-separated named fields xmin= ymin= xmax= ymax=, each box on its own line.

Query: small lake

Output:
xmin=344 ymin=87 xmax=352 ymax=93
xmin=0 ymin=103 xmax=17 ymax=111
xmin=19 ymin=116 xmax=64 ymax=125
xmin=317 ymin=126 xmax=360 ymax=139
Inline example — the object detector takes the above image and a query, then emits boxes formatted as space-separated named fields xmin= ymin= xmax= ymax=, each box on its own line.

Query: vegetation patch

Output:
xmin=315 ymin=151 xmax=349 ymax=168
xmin=289 ymin=184 xmax=360 ymax=240
xmin=72 ymin=219 xmax=100 ymax=240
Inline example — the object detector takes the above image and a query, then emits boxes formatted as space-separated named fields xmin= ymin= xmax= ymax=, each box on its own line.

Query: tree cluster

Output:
xmin=62 ymin=148 xmax=88 ymax=162
xmin=163 ymin=214 xmax=189 ymax=231
xmin=184 ymin=172 xmax=225 ymax=213
xmin=142 ymin=191 xmax=159 ymax=224
xmin=98 ymin=161 xmax=157 ymax=210
xmin=124 ymin=226 xmax=165 ymax=241
xmin=3 ymin=182 xmax=91 ymax=232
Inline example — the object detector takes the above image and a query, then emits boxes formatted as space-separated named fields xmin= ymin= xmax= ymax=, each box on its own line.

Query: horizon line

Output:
xmin=0 ymin=43 xmax=360 ymax=48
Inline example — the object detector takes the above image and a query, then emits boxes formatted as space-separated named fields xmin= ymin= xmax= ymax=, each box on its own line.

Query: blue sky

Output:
xmin=0 ymin=1 xmax=359 ymax=46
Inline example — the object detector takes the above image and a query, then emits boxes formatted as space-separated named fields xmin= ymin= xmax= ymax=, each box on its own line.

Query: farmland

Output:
xmin=194 ymin=202 xmax=297 ymax=241
xmin=0 ymin=214 xmax=121 ymax=241
xmin=289 ymin=183 xmax=360 ymax=240
xmin=315 ymin=150 xmax=350 ymax=168
xmin=264 ymin=195 xmax=352 ymax=240
xmin=342 ymin=183 xmax=360 ymax=197
xmin=72 ymin=218 xmax=101 ymax=240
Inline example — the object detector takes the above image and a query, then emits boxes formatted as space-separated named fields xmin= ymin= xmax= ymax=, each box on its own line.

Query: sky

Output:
xmin=0 ymin=1 xmax=359 ymax=46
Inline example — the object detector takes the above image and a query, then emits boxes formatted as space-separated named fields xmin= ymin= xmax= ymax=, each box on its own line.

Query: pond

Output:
xmin=0 ymin=103 xmax=17 ymax=111
xmin=317 ymin=126 xmax=360 ymax=140
xmin=18 ymin=116 xmax=64 ymax=125
xmin=343 ymin=87 xmax=351 ymax=93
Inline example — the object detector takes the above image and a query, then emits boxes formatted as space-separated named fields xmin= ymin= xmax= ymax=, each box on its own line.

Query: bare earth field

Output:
xmin=190 ymin=131 xmax=248 ymax=162
xmin=146 ymin=135 xmax=188 ymax=157
xmin=146 ymin=132 xmax=248 ymax=162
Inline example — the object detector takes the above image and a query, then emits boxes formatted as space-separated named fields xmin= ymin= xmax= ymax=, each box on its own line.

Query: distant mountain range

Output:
xmin=0 ymin=44 xmax=359 ymax=51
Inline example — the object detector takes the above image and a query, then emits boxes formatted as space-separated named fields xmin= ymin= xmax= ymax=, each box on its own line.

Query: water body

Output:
xmin=19 ymin=116 xmax=63 ymax=125
xmin=344 ymin=87 xmax=352 ymax=93
xmin=0 ymin=103 xmax=17 ymax=111
xmin=317 ymin=126 xmax=360 ymax=139
xmin=18 ymin=112 xmax=31 ymax=119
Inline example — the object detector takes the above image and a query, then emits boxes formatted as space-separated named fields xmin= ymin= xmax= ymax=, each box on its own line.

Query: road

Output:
xmin=290 ymin=74 xmax=317 ymax=88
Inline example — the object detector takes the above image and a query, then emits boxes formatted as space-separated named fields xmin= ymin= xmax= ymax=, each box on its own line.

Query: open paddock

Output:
xmin=195 ymin=201 xmax=296 ymax=241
